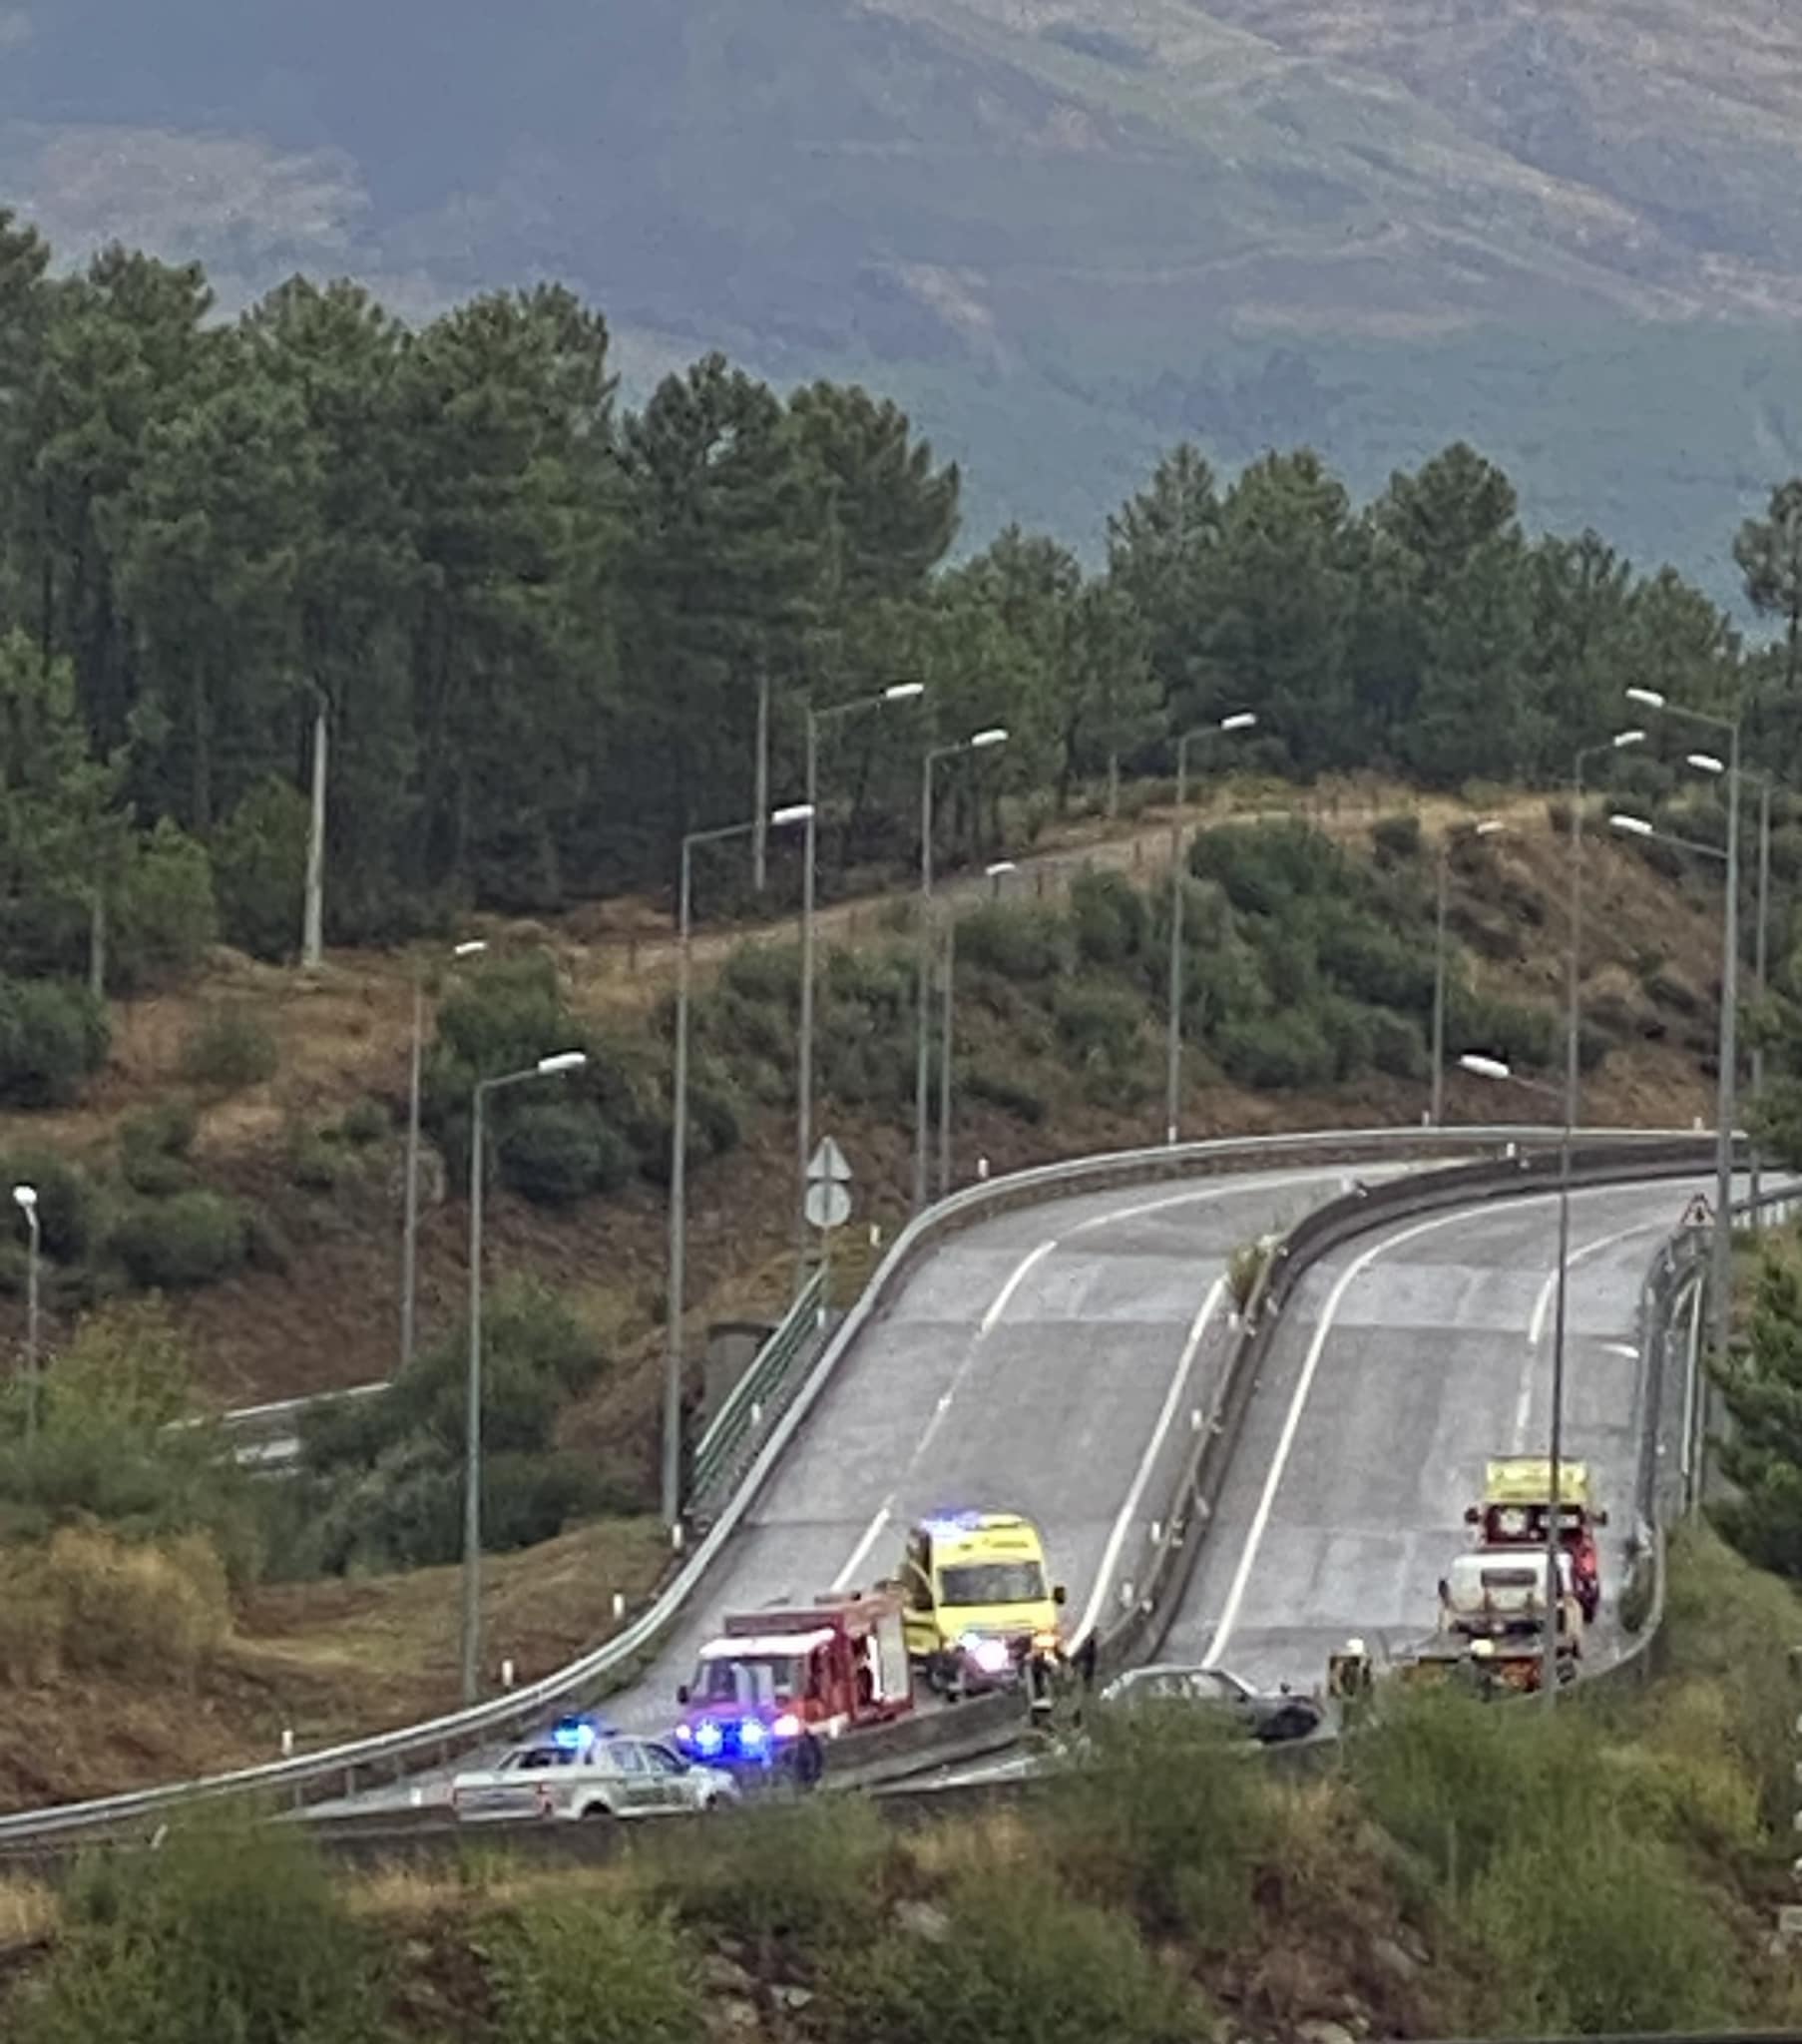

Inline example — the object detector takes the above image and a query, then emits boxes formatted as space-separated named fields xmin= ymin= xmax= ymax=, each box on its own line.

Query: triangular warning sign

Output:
xmin=1681 ymin=1194 xmax=1714 ymax=1228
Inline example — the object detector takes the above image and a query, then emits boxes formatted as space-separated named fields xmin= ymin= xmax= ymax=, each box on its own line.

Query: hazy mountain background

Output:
xmin=4 ymin=0 xmax=1802 ymax=603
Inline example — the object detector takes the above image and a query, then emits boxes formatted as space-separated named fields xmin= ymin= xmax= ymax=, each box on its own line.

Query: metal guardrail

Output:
xmin=687 ymin=1268 xmax=826 ymax=1518
xmin=0 ymin=1122 xmax=1719 ymax=1843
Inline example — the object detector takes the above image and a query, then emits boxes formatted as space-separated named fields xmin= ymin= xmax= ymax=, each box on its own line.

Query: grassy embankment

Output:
xmin=0 ymin=779 xmax=1734 ymax=1808
xmin=0 ymin=1527 xmax=1795 ymax=2044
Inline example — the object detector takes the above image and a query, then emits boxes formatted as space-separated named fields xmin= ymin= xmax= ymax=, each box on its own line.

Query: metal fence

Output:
xmin=687 ymin=1268 xmax=827 ymax=1520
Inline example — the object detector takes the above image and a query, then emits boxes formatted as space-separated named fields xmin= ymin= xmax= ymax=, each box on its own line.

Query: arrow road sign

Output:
xmin=805 ymin=1181 xmax=852 ymax=1231
xmin=807 ymin=1136 xmax=853 ymax=1185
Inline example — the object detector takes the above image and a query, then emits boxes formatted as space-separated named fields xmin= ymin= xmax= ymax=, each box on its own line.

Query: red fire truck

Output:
xmin=672 ymin=1587 xmax=915 ymax=1784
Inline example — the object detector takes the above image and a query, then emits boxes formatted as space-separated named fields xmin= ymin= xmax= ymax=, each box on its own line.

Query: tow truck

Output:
xmin=1464 ymin=1458 xmax=1607 ymax=1623
xmin=672 ymin=1588 xmax=913 ymax=1786
xmin=1432 ymin=1546 xmax=1583 ymax=1692
xmin=887 ymin=1510 xmax=1067 ymax=1700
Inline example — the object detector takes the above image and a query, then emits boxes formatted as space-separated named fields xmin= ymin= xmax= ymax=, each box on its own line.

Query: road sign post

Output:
xmin=806 ymin=1137 xmax=854 ymax=1311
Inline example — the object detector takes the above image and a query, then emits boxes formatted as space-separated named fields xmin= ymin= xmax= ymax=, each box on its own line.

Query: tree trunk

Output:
xmin=87 ymin=887 xmax=106 ymax=1001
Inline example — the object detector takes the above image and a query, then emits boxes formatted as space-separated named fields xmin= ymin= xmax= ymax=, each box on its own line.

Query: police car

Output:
xmin=448 ymin=1714 xmax=739 ymax=1823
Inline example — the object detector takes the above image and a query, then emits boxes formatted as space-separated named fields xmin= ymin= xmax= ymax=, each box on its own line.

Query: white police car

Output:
xmin=449 ymin=1715 xmax=738 ymax=1823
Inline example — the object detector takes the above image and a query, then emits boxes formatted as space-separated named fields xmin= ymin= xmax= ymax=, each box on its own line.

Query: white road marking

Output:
xmin=980 ymin=1238 xmax=1057 ymax=1334
xmin=1202 ymin=1181 xmax=1705 ymax=1669
xmin=1528 ymin=1218 xmax=1667 ymax=1347
xmin=825 ymin=1164 xmax=1379 ymax=1591
xmin=1203 ymin=1206 xmax=1474 ymax=1669
xmin=832 ymin=1505 xmax=892 ymax=1592
xmin=1072 ymin=1277 xmax=1225 ymax=1649
xmin=1513 ymin=1217 xmax=1672 ymax=1450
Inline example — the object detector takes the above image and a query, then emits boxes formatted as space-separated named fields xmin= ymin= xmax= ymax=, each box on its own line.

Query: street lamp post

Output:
xmin=1164 ymin=712 xmax=1257 ymax=1146
xmin=1456 ymin=1053 xmax=1571 ymax=1711
xmin=1563 ymin=731 xmax=1648 ymax=1147
xmin=1429 ymin=819 xmax=1506 ymax=1126
xmin=800 ymin=683 xmax=924 ymax=1289
xmin=13 ymin=1186 xmax=38 ymax=1449
xmin=1624 ymin=688 xmax=1740 ymax=1372
xmin=915 ymin=729 xmax=1009 ymax=1213
xmin=1611 ymin=805 xmax=1732 ymax=1495
xmin=1685 ymin=759 xmax=1778 ymax=1215
xmin=938 ymin=861 xmax=1016 ymax=1198
xmin=402 ymin=938 xmax=489 ymax=1374
xmin=668 ymin=803 xmax=816 ymax=1530
xmin=463 ymin=1048 xmax=588 ymax=1704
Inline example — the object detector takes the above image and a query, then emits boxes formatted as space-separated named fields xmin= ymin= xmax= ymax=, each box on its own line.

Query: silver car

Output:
xmin=450 ymin=1733 xmax=739 ymax=1823
xmin=1099 ymin=1664 xmax=1324 ymax=1744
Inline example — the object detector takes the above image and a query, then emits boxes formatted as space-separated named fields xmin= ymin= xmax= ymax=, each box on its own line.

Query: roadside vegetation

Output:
xmin=0 ymin=796 xmax=1738 ymax=1806
xmin=2 ymin=1527 xmax=1795 ymax=2043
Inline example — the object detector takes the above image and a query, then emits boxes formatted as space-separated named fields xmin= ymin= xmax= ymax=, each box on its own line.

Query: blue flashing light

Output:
xmin=739 ymin=1718 xmax=767 ymax=1751
xmin=694 ymin=1721 xmax=723 ymax=1758
xmin=551 ymin=1714 xmax=599 ymax=1755
xmin=921 ymin=1510 xmax=984 ymax=1537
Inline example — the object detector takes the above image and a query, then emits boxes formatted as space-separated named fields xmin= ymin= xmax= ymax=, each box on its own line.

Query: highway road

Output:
xmin=308 ymin=1157 xmax=1421 ymax=1813
xmin=306 ymin=1155 xmax=1712 ymax=1819
xmin=1164 ymin=1172 xmax=1719 ymax=1693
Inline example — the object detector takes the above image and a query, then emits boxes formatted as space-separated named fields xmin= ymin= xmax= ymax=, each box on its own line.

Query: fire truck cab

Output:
xmin=1464 ymin=1458 xmax=1606 ymax=1624
xmin=673 ymin=1588 xmax=913 ymax=1783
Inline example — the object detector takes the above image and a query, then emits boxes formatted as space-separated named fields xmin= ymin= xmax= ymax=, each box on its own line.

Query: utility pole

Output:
xmin=752 ymin=666 xmax=771 ymax=894
xmin=303 ymin=697 xmax=327 ymax=969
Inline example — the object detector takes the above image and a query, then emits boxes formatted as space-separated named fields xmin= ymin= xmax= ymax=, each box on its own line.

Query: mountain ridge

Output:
xmin=3 ymin=0 xmax=1800 ymax=594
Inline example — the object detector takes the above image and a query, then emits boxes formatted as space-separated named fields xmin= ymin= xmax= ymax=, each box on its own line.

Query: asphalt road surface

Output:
xmin=1161 ymin=1173 xmax=1719 ymax=1694
xmin=309 ymin=1157 xmax=1419 ymax=1814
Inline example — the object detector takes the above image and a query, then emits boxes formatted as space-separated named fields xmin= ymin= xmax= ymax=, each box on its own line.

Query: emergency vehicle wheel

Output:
xmin=789 ymin=1734 xmax=824 ymax=1788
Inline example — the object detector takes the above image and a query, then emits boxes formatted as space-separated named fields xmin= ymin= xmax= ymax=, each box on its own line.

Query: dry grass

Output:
xmin=0 ymin=1875 xmax=58 ymax=1951
xmin=0 ymin=1518 xmax=670 ymax=1813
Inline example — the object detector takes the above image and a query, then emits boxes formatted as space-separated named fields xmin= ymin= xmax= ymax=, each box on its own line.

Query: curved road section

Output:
xmin=1166 ymin=1174 xmax=1717 ymax=1691
xmin=314 ymin=1160 xmax=1418 ymax=1814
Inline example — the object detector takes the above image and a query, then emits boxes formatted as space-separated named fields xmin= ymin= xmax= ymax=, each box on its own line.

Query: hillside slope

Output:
xmin=3 ymin=1 xmax=1798 ymax=589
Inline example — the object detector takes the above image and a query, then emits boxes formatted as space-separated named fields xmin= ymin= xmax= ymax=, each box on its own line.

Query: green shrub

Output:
xmin=112 ymin=818 xmax=219 ymax=989
xmin=0 ymin=975 xmax=109 ymax=1107
xmin=1070 ymin=868 xmax=1148 ymax=965
xmin=1317 ymin=914 xmax=1434 ymax=1012
xmin=1189 ymin=817 xmax=1357 ymax=915
xmin=0 ymin=1149 xmax=93 ymax=1261
xmin=121 ymin=1097 xmax=200 ymax=1165
xmin=1054 ymin=977 xmax=1144 ymax=1058
xmin=108 ymin=1192 xmax=249 ymax=1288
xmin=481 ymin=1896 xmax=700 ymax=2044
xmin=338 ymin=1096 xmax=387 ymax=1147
xmin=179 ymin=1006 xmax=278 ymax=1091
xmin=647 ymin=1794 xmax=888 ymax=1960
xmin=17 ymin=1816 xmax=379 ymax=2044
xmin=1051 ymin=1700 xmax=1275 ymax=1947
xmin=955 ymin=902 xmax=1069 ymax=981
xmin=285 ymin=1128 xmax=343 ymax=1193
xmin=1216 ymin=1008 xmax=1336 ymax=1091
xmin=211 ymin=773 xmax=308 ymax=962
xmin=825 ymin=1863 xmax=1198 ymax=2044
xmin=1319 ymin=996 xmax=1376 ymax=1081
xmin=501 ymin=1100 xmax=634 ymax=1206
xmin=1469 ymin=1824 xmax=1736 ymax=2034
xmin=1351 ymin=1686 xmax=1595 ymax=1897
xmin=963 ymin=1063 xmax=1048 ymax=1124
xmin=1370 ymin=811 xmax=1423 ymax=863
xmin=1367 ymin=1008 xmax=1428 ymax=1080
xmin=719 ymin=939 xmax=799 ymax=1007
